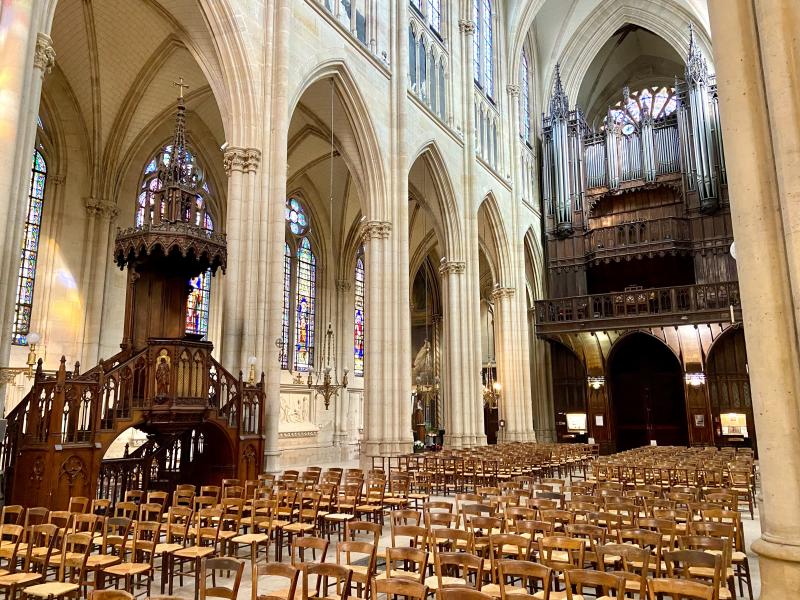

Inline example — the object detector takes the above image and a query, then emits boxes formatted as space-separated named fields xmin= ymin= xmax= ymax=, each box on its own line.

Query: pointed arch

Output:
xmin=477 ymin=194 xmax=513 ymax=288
xmin=289 ymin=61 xmax=387 ymax=222
xmin=409 ymin=141 xmax=464 ymax=262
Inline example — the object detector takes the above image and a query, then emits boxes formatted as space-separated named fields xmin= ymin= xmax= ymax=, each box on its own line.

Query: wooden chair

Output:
xmin=597 ymin=542 xmax=650 ymax=597
xmin=168 ymin=509 xmax=222 ymax=599
xmin=426 ymin=551 xmax=484 ymax=596
xmin=440 ymin=589 xmax=495 ymax=600
xmin=345 ymin=521 xmax=381 ymax=546
xmin=0 ymin=507 xmax=24 ymax=526
xmin=200 ymin=486 xmax=221 ymax=503
xmin=24 ymin=532 xmax=91 ymax=600
xmin=429 ymin=528 xmax=474 ymax=554
xmin=113 ymin=503 xmax=138 ymax=521
xmin=67 ymin=497 xmax=89 ymax=515
xmin=154 ymin=509 xmax=190 ymax=593
xmin=354 ymin=478 xmax=385 ymax=525
xmin=496 ymin=559 xmax=552 ymax=600
xmin=563 ymin=569 xmax=625 ymax=600
xmin=664 ymin=549 xmax=723 ymax=599
xmin=336 ymin=541 xmax=376 ymax=600
xmin=199 ymin=557 xmax=244 ymax=600
xmin=303 ymin=562 xmax=353 ymax=600
xmin=390 ymin=525 xmax=428 ymax=549
xmin=90 ymin=500 xmax=111 ymax=517
xmin=230 ymin=501 xmax=272 ymax=564
xmin=27 ymin=524 xmax=60 ymax=576
xmin=124 ymin=491 xmax=144 ymax=505
xmin=375 ymin=546 xmax=428 ymax=584
xmin=646 ymin=577 xmax=715 ymax=600
xmin=291 ymin=536 xmax=329 ymax=566
xmin=372 ymin=578 xmax=427 ymax=600
xmin=88 ymin=591 xmax=133 ymax=600
xmin=537 ymin=536 xmax=584 ymax=592
xmin=323 ymin=483 xmax=360 ymax=541
xmin=102 ymin=521 xmax=160 ymax=597
xmin=0 ymin=524 xmax=24 ymax=572
xmin=252 ymin=562 xmax=299 ymax=600
xmin=0 ymin=528 xmax=51 ymax=600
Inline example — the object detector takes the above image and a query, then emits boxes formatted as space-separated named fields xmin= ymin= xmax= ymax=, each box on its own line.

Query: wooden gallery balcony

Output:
xmin=533 ymin=281 xmax=742 ymax=335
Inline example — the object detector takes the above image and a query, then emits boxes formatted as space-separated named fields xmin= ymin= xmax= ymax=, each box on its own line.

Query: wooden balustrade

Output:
xmin=533 ymin=281 xmax=741 ymax=334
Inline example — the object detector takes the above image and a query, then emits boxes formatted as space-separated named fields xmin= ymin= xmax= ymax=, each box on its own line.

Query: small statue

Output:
xmin=155 ymin=352 xmax=171 ymax=402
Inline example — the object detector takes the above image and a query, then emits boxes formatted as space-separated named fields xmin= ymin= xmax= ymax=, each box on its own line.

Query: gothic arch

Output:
xmin=609 ymin=329 xmax=682 ymax=365
xmin=523 ymin=226 xmax=545 ymax=300
xmin=409 ymin=142 xmax=463 ymax=262
xmin=477 ymin=194 xmax=513 ymax=288
xmin=289 ymin=61 xmax=387 ymax=222
xmin=550 ymin=2 xmax=713 ymax=105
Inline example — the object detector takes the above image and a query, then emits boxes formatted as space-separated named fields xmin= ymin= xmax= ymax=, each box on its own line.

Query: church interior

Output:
xmin=0 ymin=0 xmax=798 ymax=598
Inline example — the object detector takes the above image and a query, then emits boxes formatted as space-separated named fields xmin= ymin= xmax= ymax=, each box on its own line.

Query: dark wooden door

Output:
xmin=610 ymin=333 xmax=688 ymax=451
xmin=484 ymin=406 xmax=499 ymax=444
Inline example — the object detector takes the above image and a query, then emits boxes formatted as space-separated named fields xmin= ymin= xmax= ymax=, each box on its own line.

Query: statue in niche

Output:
xmin=155 ymin=351 xmax=171 ymax=402
xmin=412 ymin=340 xmax=432 ymax=381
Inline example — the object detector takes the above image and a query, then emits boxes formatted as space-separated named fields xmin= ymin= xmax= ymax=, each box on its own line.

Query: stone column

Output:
xmin=708 ymin=0 xmax=800 ymax=595
xmin=439 ymin=259 xmax=467 ymax=448
xmin=0 ymin=27 xmax=55 ymax=415
xmin=81 ymin=198 xmax=118 ymax=364
xmin=333 ymin=279 xmax=351 ymax=447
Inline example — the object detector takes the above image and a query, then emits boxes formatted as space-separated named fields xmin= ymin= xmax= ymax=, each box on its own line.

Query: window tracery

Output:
xmin=473 ymin=0 xmax=494 ymax=98
xmin=520 ymin=50 xmax=532 ymax=142
xmin=607 ymin=86 xmax=678 ymax=133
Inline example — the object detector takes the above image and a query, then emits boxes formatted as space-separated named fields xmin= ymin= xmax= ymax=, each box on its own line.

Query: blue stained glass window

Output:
xmin=354 ymin=252 xmax=365 ymax=377
xmin=13 ymin=149 xmax=47 ymax=345
xmin=473 ymin=0 xmax=494 ymax=97
xmin=293 ymin=238 xmax=316 ymax=372
xmin=280 ymin=243 xmax=292 ymax=369
xmin=427 ymin=0 xmax=441 ymax=32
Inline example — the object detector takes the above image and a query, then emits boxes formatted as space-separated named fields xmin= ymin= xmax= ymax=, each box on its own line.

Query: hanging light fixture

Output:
xmin=308 ymin=80 xmax=348 ymax=409
xmin=482 ymin=303 xmax=501 ymax=409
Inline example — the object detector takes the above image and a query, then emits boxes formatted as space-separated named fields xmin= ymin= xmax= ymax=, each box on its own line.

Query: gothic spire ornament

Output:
xmin=549 ymin=64 xmax=570 ymax=119
xmin=685 ymin=23 xmax=708 ymax=84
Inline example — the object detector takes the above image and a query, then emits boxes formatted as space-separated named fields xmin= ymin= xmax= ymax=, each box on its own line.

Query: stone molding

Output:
xmin=507 ymin=84 xmax=521 ymax=97
xmin=459 ymin=19 xmax=476 ymax=35
xmin=33 ymin=33 xmax=56 ymax=75
xmin=85 ymin=197 xmax=118 ymax=220
xmin=278 ymin=430 xmax=318 ymax=439
xmin=223 ymin=147 xmax=261 ymax=175
xmin=361 ymin=220 xmax=392 ymax=242
xmin=491 ymin=286 xmax=516 ymax=300
xmin=438 ymin=259 xmax=466 ymax=276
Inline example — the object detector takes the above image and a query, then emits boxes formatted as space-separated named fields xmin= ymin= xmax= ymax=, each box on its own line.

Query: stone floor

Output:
xmin=143 ymin=461 xmax=763 ymax=600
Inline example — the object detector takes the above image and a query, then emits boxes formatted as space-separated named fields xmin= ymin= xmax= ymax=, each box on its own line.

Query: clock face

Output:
xmin=622 ymin=123 xmax=636 ymax=136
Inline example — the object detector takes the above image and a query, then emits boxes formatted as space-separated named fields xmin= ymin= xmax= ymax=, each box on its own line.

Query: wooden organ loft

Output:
xmin=534 ymin=27 xmax=755 ymax=454
xmin=0 ymin=96 xmax=265 ymax=509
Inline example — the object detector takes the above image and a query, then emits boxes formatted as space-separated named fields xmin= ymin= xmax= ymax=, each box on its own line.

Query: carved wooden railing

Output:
xmin=586 ymin=217 xmax=691 ymax=261
xmin=533 ymin=281 xmax=741 ymax=334
xmin=2 ymin=339 xmax=265 ymax=501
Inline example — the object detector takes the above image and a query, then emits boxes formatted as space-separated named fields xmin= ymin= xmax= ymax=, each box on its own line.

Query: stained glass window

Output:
xmin=293 ymin=238 xmax=316 ymax=372
xmin=137 ymin=143 xmax=214 ymax=337
xmin=354 ymin=251 xmax=365 ymax=377
xmin=12 ymin=149 xmax=47 ymax=345
xmin=607 ymin=86 xmax=678 ymax=131
xmin=280 ymin=243 xmax=292 ymax=369
xmin=473 ymin=0 xmax=494 ymax=97
xmin=281 ymin=197 xmax=316 ymax=371
xmin=520 ymin=51 xmax=531 ymax=141
xmin=427 ymin=0 xmax=441 ymax=32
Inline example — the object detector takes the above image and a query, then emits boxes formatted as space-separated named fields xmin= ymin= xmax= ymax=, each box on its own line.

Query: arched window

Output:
xmin=473 ymin=0 xmax=494 ymax=97
xmin=12 ymin=148 xmax=47 ymax=345
xmin=607 ymin=86 xmax=678 ymax=132
xmin=427 ymin=0 xmax=441 ymax=32
xmin=520 ymin=51 xmax=532 ymax=142
xmin=354 ymin=249 xmax=365 ymax=377
xmin=409 ymin=26 xmax=417 ymax=91
xmin=137 ymin=144 xmax=214 ymax=337
xmin=281 ymin=197 xmax=317 ymax=372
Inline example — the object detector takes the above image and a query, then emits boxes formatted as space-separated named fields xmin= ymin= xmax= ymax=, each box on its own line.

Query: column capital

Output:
xmin=506 ymin=84 xmax=521 ymax=98
xmin=335 ymin=279 xmax=351 ymax=293
xmin=85 ymin=197 xmax=118 ymax=220
xmin=361 ymin=220 xmax=392 ymax=242
xmin=223 ymin=147 xmax=261 ymax=175
xmin=33 ymin=33 xmax=56 ymax=75
xmin=458 ymin=19 xmax=476 ymax=35
xmin=491 ymin=286 xmax=516 ymax=301
xmin=438 ymin=259 xmax=465 ymax=276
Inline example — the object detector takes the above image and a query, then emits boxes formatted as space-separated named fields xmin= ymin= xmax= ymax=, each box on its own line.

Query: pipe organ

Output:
xmin=542 ymin=29 xmax=726 ymax=241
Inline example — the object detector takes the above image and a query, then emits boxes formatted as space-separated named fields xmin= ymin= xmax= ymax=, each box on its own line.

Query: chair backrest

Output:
xmin=440 ymin=590 xmax=494 ymax=600
xmin=435 ymin=551 xmax=484 ymax=590
xmin=538 ymin=536 xmax=585 ymax=571
xmin=291 ymin=536 xmax=329 ymax=565
xmin=391 ymin=509 xmax=421 ymax=527
xmin=102 ymin=517 xmax=133 ymax=556
xmin=91 ymin=499 xmax=111 ymax=516
xmin=26 ymin=524 xmax=59 ymax=573
xmin=336 ymin=541 xmax=376 ymax=578
xmin=131 ymin=521 xmax=161 ymax=566
xmin=200 ymin=485 xmax=221 ymax=502
xmin=195 ymin=509 xmax=223 ymax=547
xmin=24 ymin=507 xmax=49 ymax=529
xmin=429 ymin=527 xmax=474 ymax=553
xmin=489 ymin=533 xmax=532 ymax=562
xmin=68 ymin=496 xmax=89 ymax=514
xmin=60 ymin=532 xmax=92 ymax=582
xmin=124 ymin=490 xmax=144 ymax=505
xmin=146 ymin=491 xmax=170 ymax=510
xmin=385 ymin=546 xmax=428 ymax=583
xmin=497 ymin=559 xmax=552 ymax=597
xmin=646 ymin=577 xmax=715 ymax=600
xmin=346 ymin=520 xmax=381 ymax=545
xmin=138 ymin=502 xmax=163 ymax=522
xmin=166 ymin=506 xmax=193 ymax=543
xmin=426 ymin=511 xmax=459 ymax=530
xmin=391 ymin=524 xmax=428 ymax=549
xmin=114 ymin=501 xmax=138 ymax=520
xmin=200 ymin=557 xmax=245 ymax=600
xmin=252 ymin=562 xmax=299 ymax=600
xmin=664 ymin=549 xmax=722 ymax=587
xmin=88 ymin=591 xmax=135 ymax=600
xmin=0 ymin=505 xmax=24 ymax=525
xmin=372 ymin=577 xmax=427 ymax=600
xmin=564 ymin=569 xmax=625 ymax=600
xmin=303 ymin=562 xmax=353 ymax=600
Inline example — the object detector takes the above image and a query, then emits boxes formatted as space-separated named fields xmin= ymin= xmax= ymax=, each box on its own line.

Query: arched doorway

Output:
xmin=609 ymin=333 xmax=688 ymax=450
xmin=550 ymin=342 xmax=588 ymax=443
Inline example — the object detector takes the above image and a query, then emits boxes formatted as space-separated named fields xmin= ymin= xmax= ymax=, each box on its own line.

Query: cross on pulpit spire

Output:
xmin=173 ymin=77 xmax=189 ymax=99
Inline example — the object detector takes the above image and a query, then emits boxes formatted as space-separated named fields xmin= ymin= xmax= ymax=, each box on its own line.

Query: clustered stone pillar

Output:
xmin=0 ymin=22 xmax=55 ymax=414
xmin=439 ymin=260 xmax=467 ymax=448
xmin=333 ymin=279 xmax=352 ymax=448
xmin=708 ymin=0 xmax=800 ymax=596
xmin=492 ymin=287 xmax=534 ymax=441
